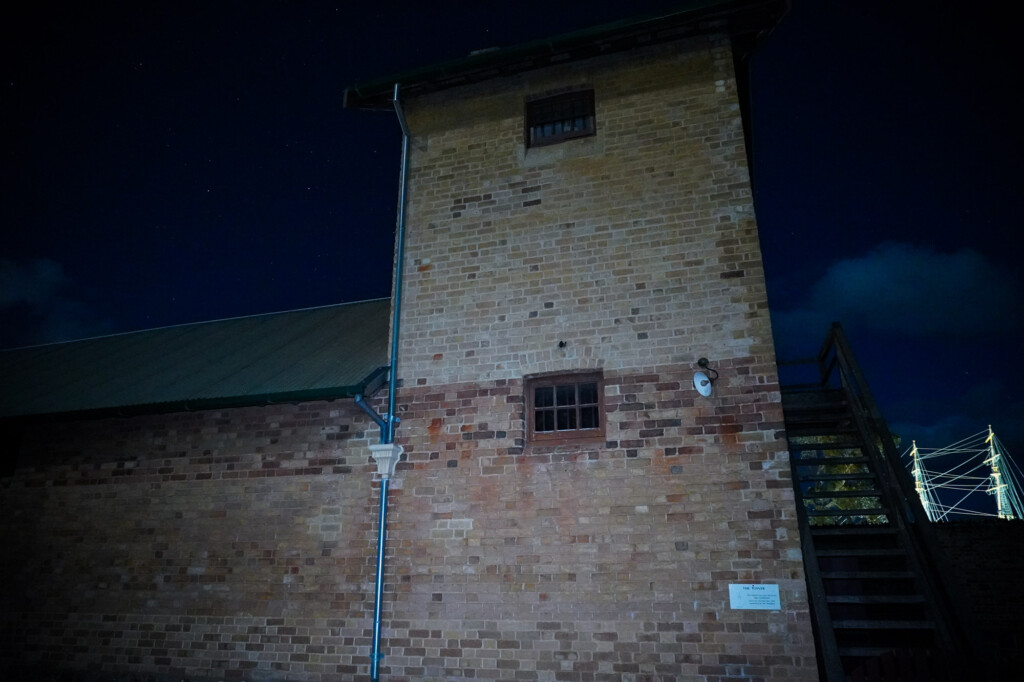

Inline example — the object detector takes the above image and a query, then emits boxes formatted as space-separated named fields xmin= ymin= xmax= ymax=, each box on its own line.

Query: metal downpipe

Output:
xmin=369 ymin=476 xmax=390 ymax=680
xmin=386 ymin=82 xmax=410 ymax=445
xmin=354 ymin=393 xmax=388 ymax=432
xmin=370 ymin=82 xmax=410 ymax=682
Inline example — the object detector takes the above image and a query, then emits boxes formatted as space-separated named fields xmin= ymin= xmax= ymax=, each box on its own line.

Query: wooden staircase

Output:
xmin=780 ymin=325 xmax=978 ymax=681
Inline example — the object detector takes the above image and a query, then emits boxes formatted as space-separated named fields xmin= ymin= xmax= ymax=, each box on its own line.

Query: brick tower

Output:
xmin=345 ymin=3 xmax=818 ymax=679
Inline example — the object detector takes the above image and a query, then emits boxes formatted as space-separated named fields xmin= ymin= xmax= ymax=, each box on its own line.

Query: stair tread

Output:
xmin=786 ymin=419 xmax=860 ymax=425
xmin=833 ymin=619 xmax=936 ymax=629
xmin=801 ymin=473 xmax=878 ymax=481
xmin=803 ymin=490 xmax=882 ymax=499
xmin=785 ymin=412 xmax=852 ymax=422
xmin=789 ymin=442 xmax=863 ymax=451
xmin=811 ymin=526 xmax=896 ymax=536
xmin=783 ymin=393 xmax=848 ymax=401
xmin=822 ymin=570 xmax=914 ymax=579
xmin=780 ymin=384 xmax=843 ymax=392
xmin=817 ymin=548 xmax=904 ymax=557
xmin=781 ymin=388 xmax=845 ymax=397
xmin=794 ymin=456 xmax=870 ymax=465
xmin=838 ymin=646 xmax=906 ymax=658
xmin=790 ymin=431 xmax=861 ymax=441
xmin=827 ymin=594 xmax=925 ymax=604
xmin=807 ymin=507 xmax=888 ymax=516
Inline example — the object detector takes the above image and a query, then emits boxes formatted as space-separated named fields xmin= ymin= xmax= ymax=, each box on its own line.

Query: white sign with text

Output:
xmin=728 ymin=583 xmax=781 ymax=610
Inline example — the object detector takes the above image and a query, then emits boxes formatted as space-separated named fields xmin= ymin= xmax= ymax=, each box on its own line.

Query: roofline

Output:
xmin=5 ymin=365 xmax=391 ymax=423
xmin=343 ymin=0 xmax=788 ymax=110
xmin=0 ymin=297 xmax=391 ymax=353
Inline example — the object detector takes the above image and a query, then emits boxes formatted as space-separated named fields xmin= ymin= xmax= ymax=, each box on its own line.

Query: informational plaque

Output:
xmin=728 ymin=583 xmax=781 ymax=610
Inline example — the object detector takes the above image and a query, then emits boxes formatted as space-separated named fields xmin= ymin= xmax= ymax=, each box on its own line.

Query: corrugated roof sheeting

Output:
xmin=0 ymin=299 xmax=391 ymax=418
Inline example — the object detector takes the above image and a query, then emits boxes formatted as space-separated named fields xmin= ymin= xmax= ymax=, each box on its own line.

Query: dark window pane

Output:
xmin=556 ymin=408 xmax=576 ymax=431
xmin=535 ymin=410 xmax=554 ymax=432
xmin=578 ymin=382 xmax=598 ymax=405
xmin=556 ymin=384 xmax=576 ymax=406
xmin=526 ymin=91 xmax=595 ymax=147
xmin=535 ymin=386 xmax=554 ymax=408
xmin=580 ymin=406 xmax=599 ymax=429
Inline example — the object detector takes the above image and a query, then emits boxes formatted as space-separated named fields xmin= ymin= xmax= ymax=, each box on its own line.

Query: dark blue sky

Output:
xmin=2 ymin=2 xmax=1021 ymax=473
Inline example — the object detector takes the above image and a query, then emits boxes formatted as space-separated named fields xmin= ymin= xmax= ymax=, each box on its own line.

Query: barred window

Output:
xmin=526 ymin=371 xmax=604 ymax=443
xmin=525 ymin=90 xmax=596 ymax=148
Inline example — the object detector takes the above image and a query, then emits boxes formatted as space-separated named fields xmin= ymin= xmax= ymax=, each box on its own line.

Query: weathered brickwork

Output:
xmin=398 ymin=39 xmax=770 ymax=388
xmin=2 ymin=401 xmax=389 ymax=680
xmin=376 ymin=365 xmax=814 ymax=679
xmin=370 ymin=34 xmax=818 ymax=681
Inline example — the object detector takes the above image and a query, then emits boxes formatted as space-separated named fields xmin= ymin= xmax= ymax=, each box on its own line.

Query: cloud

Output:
xmin=887 ymin=414 xmax=979 ymax=453
xmin=888 ymin=381 xmax=1011 ymax=448
xmin=772 ymin=243 xmax=1021 ymax=352
xmin=900 ymin=378 xmax=1024 ymax=433
xmin=0 ymin=258 xmax=68 ymax=307
xmin=0 ymin=258 xmax=112 ymax=347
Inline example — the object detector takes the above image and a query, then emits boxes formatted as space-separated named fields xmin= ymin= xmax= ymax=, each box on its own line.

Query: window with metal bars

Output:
xmin=525 ymin=90 xmax=596 ymax=148
xmin=526 ymin=371 xmax=604 ymax=443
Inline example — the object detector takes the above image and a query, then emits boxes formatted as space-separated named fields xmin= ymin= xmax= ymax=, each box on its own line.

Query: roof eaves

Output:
xmin=343 ymin=0 xmax=788 ymax=110
xmin=11 ymin=365 xmax=391 ymax=423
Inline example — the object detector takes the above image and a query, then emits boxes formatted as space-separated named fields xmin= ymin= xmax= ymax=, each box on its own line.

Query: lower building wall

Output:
xmin=931 ymin=520 xmax=1024 ymax=679
xmin=2 ymin=364 xmax=820 ymax=680
xmin=2 ymin=401 xmax=383 ymax=681
xmin=378 ymin=362 xmax=818 ymax=680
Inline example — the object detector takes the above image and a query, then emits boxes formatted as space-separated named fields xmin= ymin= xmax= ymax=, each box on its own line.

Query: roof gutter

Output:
xmin=10 ymin=366 xmax=391 ymax=423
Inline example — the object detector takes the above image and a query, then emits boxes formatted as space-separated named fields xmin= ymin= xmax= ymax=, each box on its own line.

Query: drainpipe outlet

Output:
xmin=369 ymin=443 xmax=403 ymax=479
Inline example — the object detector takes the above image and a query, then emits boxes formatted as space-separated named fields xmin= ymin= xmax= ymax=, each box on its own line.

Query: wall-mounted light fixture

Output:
xmin=693 ymin=357 xmax=719 ymax=397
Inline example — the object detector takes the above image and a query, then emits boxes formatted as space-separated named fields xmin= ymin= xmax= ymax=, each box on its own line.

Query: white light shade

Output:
xmin=693 ymin=371 xmax=713 ymax=397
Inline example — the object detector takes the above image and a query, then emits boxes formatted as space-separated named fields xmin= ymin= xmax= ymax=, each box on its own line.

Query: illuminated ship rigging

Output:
xmin=906 ymin=426 xmax=1023 ymax=521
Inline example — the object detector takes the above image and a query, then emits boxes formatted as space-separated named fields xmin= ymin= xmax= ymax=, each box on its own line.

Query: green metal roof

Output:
xmin=0 ymin=299 xmax=390 ymax=419
xmin=343 ymin=0 xmax=788 ymax=110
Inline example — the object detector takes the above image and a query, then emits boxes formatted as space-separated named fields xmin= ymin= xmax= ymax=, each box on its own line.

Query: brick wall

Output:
xmin=376 ymin=35 xmax=818 ymax=680
xmin=382 ymin=366 xmax=813 ymax=679
xmin=1 ymin=400 xmax=386 ymax=680
xmin=399 ymin=38 xmax=771 ymax=387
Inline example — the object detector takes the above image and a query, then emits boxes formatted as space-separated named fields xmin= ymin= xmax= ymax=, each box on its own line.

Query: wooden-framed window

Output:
xmin=525 ymin=90 xmax=596 ymax=148
xmin=526 ymin=370 xmax=604 ymax=444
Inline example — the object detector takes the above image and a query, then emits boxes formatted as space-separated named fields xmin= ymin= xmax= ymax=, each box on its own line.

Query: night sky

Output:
xmin=3 ymin=2 xmax=1021 ymax=476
